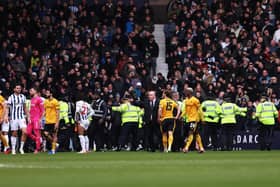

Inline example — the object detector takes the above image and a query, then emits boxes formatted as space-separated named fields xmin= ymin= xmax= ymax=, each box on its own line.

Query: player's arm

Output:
xmin=39 ymin=99 xmax=45 ymax=123
xmin=87 ymin=104 xmax=95 ymax=118
xmin=24 ymin=102 xmax=31 ymax=123
xmin=4 ymin=97 xmax=11 ymax=123
xmin=55 ymin=101 xmax=60 ymax=131
xmin=0 ymin=100 xmax=5 ymax=124
xmin=175 ymin=102 xmax=180 ymax=119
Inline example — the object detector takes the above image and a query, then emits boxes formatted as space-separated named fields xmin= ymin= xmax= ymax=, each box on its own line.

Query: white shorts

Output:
xmin=1 ymin=122 xmax=10 ymax=132
xmin=10 ymin=119 xmax=27 ymax=131
xmin=79 ymin=120 xmax=90 ymax=130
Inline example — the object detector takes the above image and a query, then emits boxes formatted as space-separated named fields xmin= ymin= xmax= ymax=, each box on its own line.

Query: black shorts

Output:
xmin=44 ymin=124 xmax=55 ymax=133
xmin=161 ymin=118 xmax=176 ymax=133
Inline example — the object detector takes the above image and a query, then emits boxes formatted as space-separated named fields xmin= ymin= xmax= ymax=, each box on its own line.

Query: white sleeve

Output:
xmin=75 ymin=101 xmax=82 ymax=121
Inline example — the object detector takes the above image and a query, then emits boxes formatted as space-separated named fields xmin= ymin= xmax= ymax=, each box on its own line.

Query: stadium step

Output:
xmin=154 ymin=24 xmax=168 ymax=79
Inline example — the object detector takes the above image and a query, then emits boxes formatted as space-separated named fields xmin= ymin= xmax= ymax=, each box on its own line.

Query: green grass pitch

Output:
xmin=0 ymin=151 xmax=279 ymax=187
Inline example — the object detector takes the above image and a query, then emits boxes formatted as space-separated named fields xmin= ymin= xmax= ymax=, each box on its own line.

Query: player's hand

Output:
xmin=0 ymin=118 xmax=3 ymax=124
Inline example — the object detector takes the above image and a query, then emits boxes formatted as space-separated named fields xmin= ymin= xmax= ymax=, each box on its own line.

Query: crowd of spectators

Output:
xmin=0 ymin=0 xmax=280 ymax=111
xmin=165 ymin=0 xmax=280 ymax=109
xmin=0 ymin=0 xmax=158 ymax=103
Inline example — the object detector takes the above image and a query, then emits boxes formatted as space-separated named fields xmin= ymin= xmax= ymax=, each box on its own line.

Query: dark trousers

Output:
xmin=57 ymin=128 xmax=70 ymax=151
xmin=173 ymin=119 xmax=183 ymax=151
xmin=206 ymin=122 xmax=219 ymax=150
xmin=144 ymin=123 xmax=162 ymax=151
xmin=88 ymin=119 xmax=105 ymax=151
xmin=110 ymin=123 xmax=121 ymax=148
xmin=118 ymin=122 xmax=138 ymax=150
xmin=259 ymin=124 xmax=274 ymax=150
xmin=221 ymin=124 xmax=235 ymax=151
xmin=181 ymin=123 xmax=190 ymax=148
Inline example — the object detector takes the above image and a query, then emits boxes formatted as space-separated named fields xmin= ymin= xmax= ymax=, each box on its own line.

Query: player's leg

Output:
xmin=26 ymin=121 xmax=38 ymax=153
xmin=10 ymin=120 xmax=19 ymax=154
xmin=83 ymin=120 xmax=90 ymax=152
xmin=77 ymin=123 xmax=86 ymax=153
xmin=26 ymin=121 xmax=36 ymax=141
xmin=41 ymin=130 xmax=47 ymax=152
xmin=160 ymin=122 xmax=168 ymax=152
xmin=0 ymin=122 xmax=10 ymax=153
xmin=162 ymin=132 xmax=168 ymax=152
xmin=33 ymin=120 xmax=42 ymax=154
xmin=195 ymin=132 xmax=204 ymax=153
xmin=0 ymin=131 xmax=9 ymax=154
xmin=2 ymin=121 xmax=10 ymax=150
xmin=19 ymin=119 xmax=27 ymax=154
xmin=167 ymin=119 xmax=176 ymax=152
xmin=84 ymin=133 xmax=89 ymax=152
xmin=194 ymin=123 xmax=204 ymax=152
xmin=51 ymin=126 xmax=59 ymax=154
xmin=43 ymin=124 xmax=54 ymax=152
xmin=183 ymin=122 xmax=196 ymax=153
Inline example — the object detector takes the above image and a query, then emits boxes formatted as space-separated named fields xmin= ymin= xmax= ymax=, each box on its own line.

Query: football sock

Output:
xmin=20 ymin=141 xmax=25 ymax=151
xmin=4 ymin=135 xmax=9 ymax=146
xmin=0 ymin=134 xmax=8 ymax=147
xmin=168 ymin=134 xmax=173 ymax=151
xmin=185 ymin=134 xmax=194 ymax=150
xmin=162 ymin=134 xmax=168 ymax=151
xmin=52 ymin=142 xmax=56 ymax=151
xmin=79 ymin=135 xmax=86 ymax=152
xmin=84 ymin=136 xmax=89 ymax=151
xmin=196 ymin=134 xmax=204 ymax=150
xmin=11 ymin=136 xmax=17 ymax=152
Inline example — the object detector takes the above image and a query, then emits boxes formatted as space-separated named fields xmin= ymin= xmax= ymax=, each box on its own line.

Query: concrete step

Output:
xmin=153 ymin=24 xmax=168 ymax=78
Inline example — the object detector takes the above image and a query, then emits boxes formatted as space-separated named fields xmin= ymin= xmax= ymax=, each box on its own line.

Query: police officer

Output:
xmin=201 ymin=97 xmax=222 ymax=150
xmin=254 ymin=96 xmax=278 ymax=151
xmin=112 ymin=94 xmax=144 ymax=151
xmin=220 ymin=98 xmax=247 ymax=151
xmin=89 ymin=92 xmax=108 ymax=151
